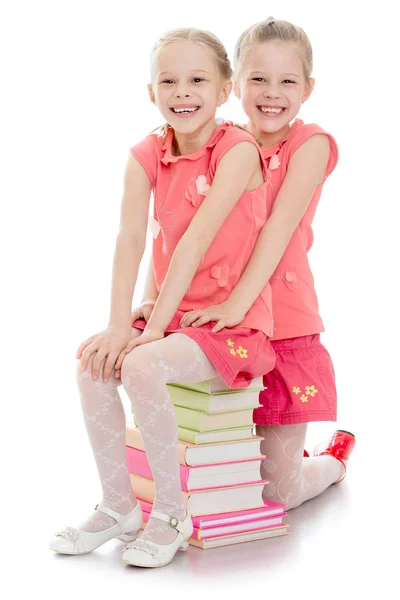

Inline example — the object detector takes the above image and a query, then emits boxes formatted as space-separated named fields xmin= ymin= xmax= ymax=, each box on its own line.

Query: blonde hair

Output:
xmin=151 ymin=28 xmax=232 ymax=82
xmin=234 ymin=17 xmax=313 ymax=84
xmin=150 ymin=28 xmax=232 ymax=136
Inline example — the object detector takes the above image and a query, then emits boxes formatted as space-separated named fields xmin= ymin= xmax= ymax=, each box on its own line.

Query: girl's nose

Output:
xmin=175 ymin=90 xmax=191 ymax=98
xmin=263 ymin=85 xmax=281 ymax=99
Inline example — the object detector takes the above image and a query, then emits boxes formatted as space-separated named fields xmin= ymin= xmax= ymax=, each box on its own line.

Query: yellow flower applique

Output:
xmin=237 ymin=346 xmax=248 ymax=359
xmin=230 ymin=348 xmax=237 ymax=356
xmin=226 ymin=338 xmax=235 ymax=347
xmin=300 ymin=395 xmax=308 ymax=403
xmin=292 ymin=386 xmax=301 ymax=394
xmin=305 ymin=385 xmax=318 ymax=397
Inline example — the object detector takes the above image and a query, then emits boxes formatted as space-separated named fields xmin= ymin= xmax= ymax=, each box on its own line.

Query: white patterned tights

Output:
xmin=257 ymin=424 xmax=345 ymax=510
xmin=77 ymin=330 xmax=217 ymax=545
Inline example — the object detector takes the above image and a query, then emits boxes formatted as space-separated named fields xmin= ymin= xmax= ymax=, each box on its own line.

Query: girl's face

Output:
xmin=149 ymin=40 xmax=231 ymax=135
xmin=236 ymin=41 xmax=313 ymax=138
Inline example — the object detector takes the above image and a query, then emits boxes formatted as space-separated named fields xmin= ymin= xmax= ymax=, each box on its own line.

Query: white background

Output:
xmin=1 ymin=0 xmax=398 ymax=597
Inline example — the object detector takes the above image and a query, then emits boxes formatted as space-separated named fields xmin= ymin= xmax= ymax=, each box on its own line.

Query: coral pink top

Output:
xmin=261 ymin=119 xmax=338 ymax=340
xmin=131 ymin=121 xmax=274 ymax=337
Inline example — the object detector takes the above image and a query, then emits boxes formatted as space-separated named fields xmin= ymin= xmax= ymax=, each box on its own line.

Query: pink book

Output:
xmin=189 ymin=524 xmax=289 ymax=549
xmin=126 ymin=446 xmax=264 ymax=492
xmin=139 ymin=499 xmax=286 ymax=530
xmin=140 ymin=505 xmax=287 ymax=539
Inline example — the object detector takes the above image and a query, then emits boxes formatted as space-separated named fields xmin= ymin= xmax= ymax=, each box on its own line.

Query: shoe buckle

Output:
xmin=168 ymin=516 xmax=179 ymax=529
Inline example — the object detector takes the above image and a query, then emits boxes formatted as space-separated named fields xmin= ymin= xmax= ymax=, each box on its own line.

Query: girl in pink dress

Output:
xmin=179 ymin=18 xmax=356 ymax=510
xmin=49 ymin=28 xmax=276 ymax=567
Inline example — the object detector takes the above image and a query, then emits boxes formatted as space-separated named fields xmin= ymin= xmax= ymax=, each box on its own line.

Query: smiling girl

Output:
xmin=49 ymin=28 xmax=276 ymax=567
xmin=180 ymin=18 xmax=356 ymax=509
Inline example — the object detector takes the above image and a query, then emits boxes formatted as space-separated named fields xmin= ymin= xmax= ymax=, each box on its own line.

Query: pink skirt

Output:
xmin=133 ymin=311 xmax=275 ymax=390
xmin=254 ymin=334 xmax=337 ymax=425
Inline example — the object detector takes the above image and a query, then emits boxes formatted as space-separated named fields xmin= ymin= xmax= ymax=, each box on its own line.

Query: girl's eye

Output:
xmin=192 ymin=77 xmax=204 ymax=83
xmin=252 ymin=77 xmax=266 ymax=83
xmin=161 ymin=79 xmax=174 ymax=84
xmin=283 ymin=80 xmax=296 ymax=84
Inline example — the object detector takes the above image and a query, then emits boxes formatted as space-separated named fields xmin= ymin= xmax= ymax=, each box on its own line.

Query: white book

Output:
xmin=188 ymin=459 xmax=264 ymax=490
xmin=126 ymin=423 xmax=263 ymax=466
xmin=129 ymin=473 xmax=266 ymax=516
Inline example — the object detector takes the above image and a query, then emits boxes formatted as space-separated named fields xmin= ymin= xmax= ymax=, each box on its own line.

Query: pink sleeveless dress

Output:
xmin=130 ymin=122 xmax=276 ymax=389
xmin=253 ymin=119 xmax=339 ymax=424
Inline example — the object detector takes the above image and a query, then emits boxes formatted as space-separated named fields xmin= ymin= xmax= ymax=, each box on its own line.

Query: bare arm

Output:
xmin=179 ymin=134 xmax=331 ymax=331
xmin=227 ymin=135 xmax=330 ymax=314
xmin=144 ymin=141 xmax=263 ymax=333
xmin=140 ymin=253 xmax=158 ymax=307
xmin=77 ymin=153 xmax=152 ymax=380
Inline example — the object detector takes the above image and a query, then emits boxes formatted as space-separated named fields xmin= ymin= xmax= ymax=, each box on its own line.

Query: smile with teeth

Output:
xmin=258 ymin=106 xmax=285 ymax=114
xmin=171 ymin=106 xmax=200 ymax=113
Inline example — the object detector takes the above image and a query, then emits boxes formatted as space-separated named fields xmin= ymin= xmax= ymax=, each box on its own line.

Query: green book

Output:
xmin=174 ymin=406 xmax=254 ymax=433
xmin=170 ymin=376 xmax=264 ymax=396
xmin=177 ymin=425 xmax=255 ymax=445
xmin=167 ymin=384 xmax=261 ymax=414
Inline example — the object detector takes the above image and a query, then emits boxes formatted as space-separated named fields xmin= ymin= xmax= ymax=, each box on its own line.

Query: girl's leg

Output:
xmin=121 ymin=333 xmax=218 ymax=545
xmin=257 ymin=423 xmax=345 ymax=510
xmin=76 ymin=327 xmax=142 ymax=533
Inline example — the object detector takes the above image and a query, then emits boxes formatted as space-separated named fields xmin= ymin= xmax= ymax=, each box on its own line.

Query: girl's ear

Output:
xmin=233 ymin=79 xmax=241 ymax=99
xmin=218 ymin=79 xmax=233 ymax=106
xmin=148 ymin=84 xmax=156 ymax=104
xmin=302 ymin=78 xmax=315 ymax=103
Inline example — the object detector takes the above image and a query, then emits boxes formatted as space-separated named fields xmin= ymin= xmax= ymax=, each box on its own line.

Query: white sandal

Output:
xmin=122 ymin=508 xmax=193 ymax=568
xmin=49 ymin=502 xmax=143 ymax=555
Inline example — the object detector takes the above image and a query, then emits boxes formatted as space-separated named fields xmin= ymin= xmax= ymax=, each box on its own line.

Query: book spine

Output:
xmin=127 ymin=425 xmax=188 ymax=466
xmin=175 ymin=406 xmax=202 ymax=431
xmin=127 ymin=446 xmax=189 ymax=492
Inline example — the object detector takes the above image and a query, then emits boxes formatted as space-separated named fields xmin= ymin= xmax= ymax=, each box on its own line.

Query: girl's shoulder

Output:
xmin=215 ymin=120 xmax=261 ymax=149
xmin=281 ymin=120 xmax=339 ymax=179
xmin=130 ymin=130 xmax=165 ymax=158
xmin=130 ymin=131 xmax=166 ymax=188
xmin=210 ymin=120 xmax=264 ymax=174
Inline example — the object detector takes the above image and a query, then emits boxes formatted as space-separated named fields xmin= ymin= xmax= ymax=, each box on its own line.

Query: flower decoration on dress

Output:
xmin=148 ymin=216 xmax=161 ymax=239
xmin=226 ymin=338 xmax=248 ymax=359
xmin=300 ymin=395 xmax=308 ymax=403
xmin=269 ymin=154 xmax=281 ymax=170
xmin=185 ymin=174 xmax=210 ymax=207
xmin=158 ymin=209 xmax=176 ymax=230
xmin=237 ymin=346 xmax=248 ymax=359
xmin=305 ymin=385 xmax=318 ymax=397
xmin=273 ymin=271 xmax=298 ymax=291
xmin=211 ymin=264 xmax=230 ymax=287
xmin=292 ymin=386 xmax=301 ymax=395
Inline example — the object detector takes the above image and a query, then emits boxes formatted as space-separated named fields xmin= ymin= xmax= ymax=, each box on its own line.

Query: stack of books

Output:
xmin=126 ymin=376 xmax=288 ymax=549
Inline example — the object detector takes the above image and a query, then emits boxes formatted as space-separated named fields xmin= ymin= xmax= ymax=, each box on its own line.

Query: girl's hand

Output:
xmin=179 ymin=301 xmax=246 ymax=333
xmin=131 ymin=302 xmax=155 ymax=323
xmin=114 ymin=327 xmax=165 ymax=375
xmin=76 ymin=325 xmax=133 ymax=383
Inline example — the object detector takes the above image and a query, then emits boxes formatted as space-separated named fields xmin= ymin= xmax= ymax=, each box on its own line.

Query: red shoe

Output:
xmin=312 ymin=430 xmax=355 ymax=483
xmin=303 ymin=450 xmax=310 ymax=457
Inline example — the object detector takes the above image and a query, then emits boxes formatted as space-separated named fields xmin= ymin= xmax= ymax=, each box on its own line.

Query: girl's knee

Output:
xmin=76 ymin=356 xmax=118 ymax=392
xmin=121 ymin=345 xmax=162 ymax=390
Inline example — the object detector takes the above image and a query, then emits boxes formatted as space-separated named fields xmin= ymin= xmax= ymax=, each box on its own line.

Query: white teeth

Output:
xmin=172 ymin=107 xmax=198 ymax=113
xmin=260 ymin=107 xmax=283 ymax=113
